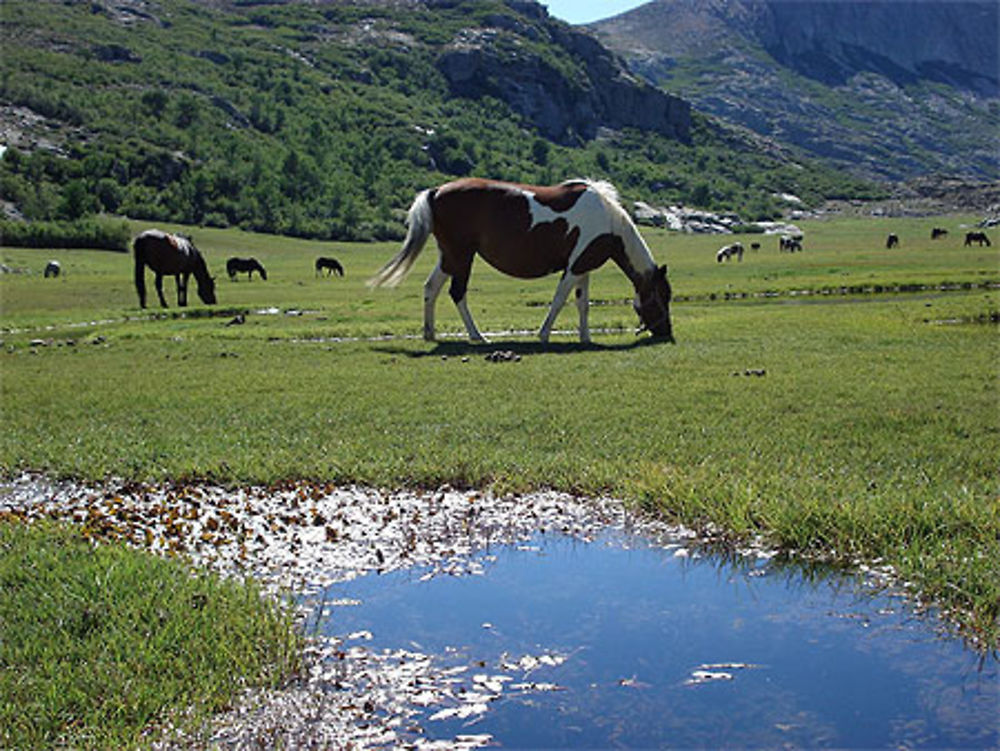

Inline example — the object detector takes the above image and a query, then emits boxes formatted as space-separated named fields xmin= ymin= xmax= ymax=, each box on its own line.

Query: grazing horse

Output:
xmin=44 ymin=260 xmax=61 ymax=278
xmin=716 ymin=242 xmax=744 ymax=262
xmin=368 ymin=178 xmax=674 ymax=344
xmin=226 ymin=257 xmax=267 ymax=281
xmin=886 ymin=233 xmax=900 ymax=249
xmin=315 ymin=257 xmax=344 ymax=277
xmin=133 ymin=229 xmax=216 ymax=308
xmin=779 ymin=235 xmax=802 ymax=252
xmin=964 ymin=231 xmax=991 ymax=246
xmin=931 ymin=228 xmax=948 ymax=239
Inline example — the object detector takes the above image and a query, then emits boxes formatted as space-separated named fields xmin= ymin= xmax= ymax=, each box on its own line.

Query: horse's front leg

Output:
xmin=574 ymin=273 xmax=591 ymax=344
xmin=539 ymin=271 xmax=579 ymax=344
xmin=177 ymin=273 xmax=189 ymax=306
xmin=154 ymin=273 xmax=169 ymax=307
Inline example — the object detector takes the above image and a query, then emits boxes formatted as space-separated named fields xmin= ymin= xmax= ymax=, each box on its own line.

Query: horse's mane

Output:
xmin=567 ymin=178 xmax=654 ymax=268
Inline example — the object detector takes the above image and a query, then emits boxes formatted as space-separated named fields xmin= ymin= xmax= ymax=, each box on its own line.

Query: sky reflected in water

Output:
xmin=322 ymin=529 xmax=998 ymax=749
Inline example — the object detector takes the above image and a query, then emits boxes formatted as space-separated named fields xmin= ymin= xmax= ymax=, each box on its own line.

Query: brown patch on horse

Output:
xmin=570 ymin=233 xmax=632 ymax=279
xmin=431 ymin=180 xmax=585 ymax=281
xmin=531 ymin=181 xmax=588 ymax=213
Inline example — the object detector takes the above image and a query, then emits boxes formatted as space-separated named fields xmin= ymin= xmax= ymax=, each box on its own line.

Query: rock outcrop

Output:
xmin=435 ymin=1 xmax=690 ymax=145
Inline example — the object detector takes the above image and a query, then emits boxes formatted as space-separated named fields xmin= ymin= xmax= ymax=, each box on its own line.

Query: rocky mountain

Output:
xmin=0 ymin=0 xmax=885 ymax=236
xmin=590 ymin=0 xmax=1000 ymax=181
xmin=433 ymin=0 xmax=691 ymax=144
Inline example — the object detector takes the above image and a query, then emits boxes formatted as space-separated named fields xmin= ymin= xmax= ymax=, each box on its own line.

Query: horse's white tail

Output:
xmin=368 ymin=189 xmax=435 ymax=288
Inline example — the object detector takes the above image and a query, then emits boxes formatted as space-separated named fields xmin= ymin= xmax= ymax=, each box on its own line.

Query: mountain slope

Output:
xmin=0 ymin=0 xmax=881 ymax=238
xmin=591 ymin=0 xmax=1000 ymax=181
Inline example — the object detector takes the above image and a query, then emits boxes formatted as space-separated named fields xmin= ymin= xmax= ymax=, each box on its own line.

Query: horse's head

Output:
xmin=633 ymin=265 xmax=674 ymax=342
xmin=197 ymin=275 xmax=217 ymax=305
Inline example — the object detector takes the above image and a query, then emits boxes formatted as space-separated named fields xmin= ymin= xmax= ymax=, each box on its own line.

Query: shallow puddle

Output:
xmin=4 ymin=478 xmax=996 ymax=748
xmin=320 ymin=529 xmax=998 ymax=749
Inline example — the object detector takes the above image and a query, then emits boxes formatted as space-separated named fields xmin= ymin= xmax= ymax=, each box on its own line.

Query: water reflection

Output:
xmin=321 ymin=530 xmax=998 ymax=749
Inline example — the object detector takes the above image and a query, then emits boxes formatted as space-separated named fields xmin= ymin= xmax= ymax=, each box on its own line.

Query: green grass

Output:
xmin=1 ymin=215 xmax=999 ymax=653
xmin=0 ymin=520 xmax=300 ymax=750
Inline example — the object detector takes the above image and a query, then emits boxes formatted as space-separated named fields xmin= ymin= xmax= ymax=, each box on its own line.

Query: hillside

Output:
xmin=0 ymin=0 xmax=881 ymax=240
xmin=591 ymin=0 xmax=1000 ymax=181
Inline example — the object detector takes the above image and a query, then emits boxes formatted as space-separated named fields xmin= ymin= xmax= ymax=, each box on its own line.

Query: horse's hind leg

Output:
xmin=446 ymin=257 xmax=487 ymax=343
xmin=423 ymin=261 xmax=448 ymax=342
xmin=135 ymin=266 xmax=147 ymax=308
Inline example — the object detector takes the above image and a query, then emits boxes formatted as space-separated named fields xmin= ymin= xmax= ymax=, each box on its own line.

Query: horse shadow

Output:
xmin=374 ymin=335 xmax=668 ymax=359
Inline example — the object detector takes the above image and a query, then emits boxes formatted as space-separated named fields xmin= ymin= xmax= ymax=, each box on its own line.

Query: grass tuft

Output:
xmin=0 ymin=521 xmax=300 ymax=750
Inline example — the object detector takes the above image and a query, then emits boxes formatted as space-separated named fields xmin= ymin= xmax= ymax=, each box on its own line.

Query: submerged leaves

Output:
xmin=1 ymin=475 xmax=699 ymax=748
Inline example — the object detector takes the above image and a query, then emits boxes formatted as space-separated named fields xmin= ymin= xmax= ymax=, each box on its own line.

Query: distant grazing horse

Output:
xmin=886 ymin=233 xmax=900 ymax=249
xmin=716 ymin=242 xmax=744 ymax=262
xmin=133 ymin=229 xmax=216 ymax=308
xmin=315 ymin=257 xmax=344 ymax=277
xmin=964 ymin=231 xmax=991 ymax=246
xmin=227 ymin=257 xmax=267 ymax=281
xmin=44 ymin=260 xmax=61 ymax=278
xmin=368 ymin=178 xmax=674 ymax=344
xmin=931 ymin=228 xmax=948 ymax=240
xmin=779 ymin=235 xmax=803 ymax=252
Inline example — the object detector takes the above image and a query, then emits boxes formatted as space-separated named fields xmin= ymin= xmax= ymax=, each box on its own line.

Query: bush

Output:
xmin=0 ymin=218 xmax=132 ymax=251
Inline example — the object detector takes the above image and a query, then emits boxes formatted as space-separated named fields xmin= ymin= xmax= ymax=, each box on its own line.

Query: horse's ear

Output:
xmin=658 ymin=264 xmax=668 ymax=278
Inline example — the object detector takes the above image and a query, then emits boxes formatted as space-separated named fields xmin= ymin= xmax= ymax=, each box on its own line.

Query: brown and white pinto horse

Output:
xmin=368 ymin=178 xmax=673 ymax=344
xmin=133 ymin=229 xmax=216 ymax=308
xmin=716 ymin=242 xmax=744 ymax=262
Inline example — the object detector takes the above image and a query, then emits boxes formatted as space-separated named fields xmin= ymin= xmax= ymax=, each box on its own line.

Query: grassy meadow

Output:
xmin=0 ymin=521 xmax=300 ymax=749
xmin=2 ymin=214 xmax=999 ymax=650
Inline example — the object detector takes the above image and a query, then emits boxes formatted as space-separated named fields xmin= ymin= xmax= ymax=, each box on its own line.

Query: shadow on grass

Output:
xmin=373 ymin=335 xmax=672 ymax=359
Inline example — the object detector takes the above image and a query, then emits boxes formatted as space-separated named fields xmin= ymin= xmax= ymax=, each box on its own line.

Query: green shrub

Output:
xmin=0 ymin=218 xmax=132 ymax=251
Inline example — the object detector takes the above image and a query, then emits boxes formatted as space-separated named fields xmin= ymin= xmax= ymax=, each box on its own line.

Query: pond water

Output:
xmin=321 ymin=529 xmax=998 ymax=749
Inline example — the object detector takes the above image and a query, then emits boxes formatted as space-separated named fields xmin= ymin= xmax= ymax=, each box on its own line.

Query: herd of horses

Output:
xmin=130 ymin=229 xmax=345 ymax=308
xmin=713 ymin=225 xmax=991 ymax=261
xmin=126 ymin=179 xmax=675 ymax=343
xmin=39 ymin=177 xmax=995 ymax=345
xmin=716 ymin=234 xmax=801 ymax=262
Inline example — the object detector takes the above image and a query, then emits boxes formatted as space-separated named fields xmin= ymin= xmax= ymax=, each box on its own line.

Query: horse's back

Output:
xmin=431 ymin=179 xmax=596 ymax=279
xmin=134 ymin=229 xmax=198 ymax=273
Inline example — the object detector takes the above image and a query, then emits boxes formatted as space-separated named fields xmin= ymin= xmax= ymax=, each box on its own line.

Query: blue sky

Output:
xmin=542 ymin=0 xmax=649 ymax=24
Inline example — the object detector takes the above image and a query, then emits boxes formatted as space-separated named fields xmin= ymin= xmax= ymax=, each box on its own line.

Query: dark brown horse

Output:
xmin=965 ymin=231 xmax=992 ymax=246
xmin=368 ymin=178 xmax=673 ymax=344
xmin=227 ymin=257 xmax=267 ymax=281
xmin=133 ymin=229 xmax=216 ymax=308
xmin=315 ymin=257 xmax=344 ymax=277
